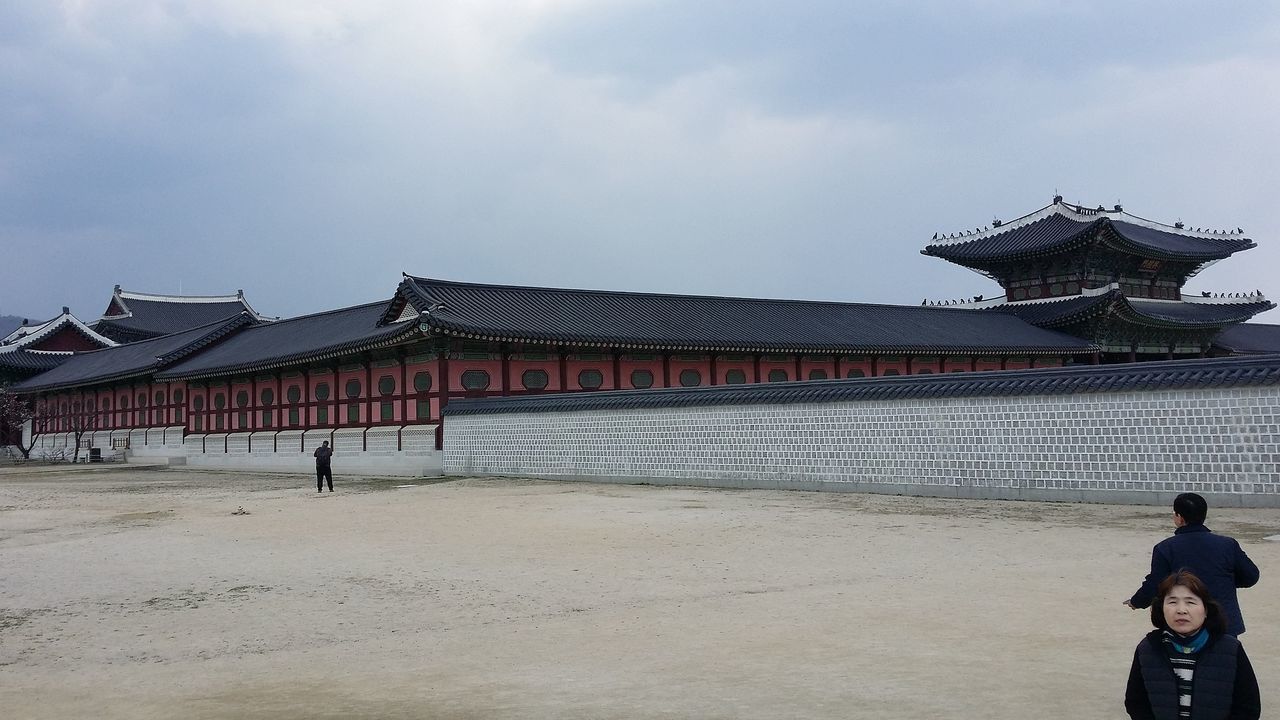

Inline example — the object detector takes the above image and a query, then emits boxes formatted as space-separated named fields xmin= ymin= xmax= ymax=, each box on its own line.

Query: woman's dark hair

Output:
xmin=1150 ymin=570 xmax=1227 ymax=634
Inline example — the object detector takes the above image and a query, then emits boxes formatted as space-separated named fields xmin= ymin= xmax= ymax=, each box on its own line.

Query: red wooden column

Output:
xmin=870 ymin=356 xmax=879 ymax=377
xmin=400 ymin=350 xmax=410 ymax=421
xmin=332 ymin=365 xmax=340 ymax=427
xmin=834 ymin=356 xmax=842 ymax=379
xmin=612 ymin=351 xmax=622 ymax=390
xmin=794 ymin=356 xmax=802 ymax=382
xmin=905 ymin=356 xmax=914 ymax=375
xmin=365 ymin=354 xmax=374 ymax=431
xmin=558 ymin=347 xmax=568 ymax=392
xmin=500 ymin=347 xmax=511 ymax=397
xmin=753 ymin=353 xmax=762 ymax=384
xmin=435 ymin=345 xmax=450 ymax=450
xmin=709 ymin=354 xmax=718 ymax=386
xmin=662 ymin=352 xmax=671 ymax=388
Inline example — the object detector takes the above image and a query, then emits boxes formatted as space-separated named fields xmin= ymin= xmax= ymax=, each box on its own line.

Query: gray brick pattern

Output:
xmin=444 ymin=387 xmax=1280 ymax=506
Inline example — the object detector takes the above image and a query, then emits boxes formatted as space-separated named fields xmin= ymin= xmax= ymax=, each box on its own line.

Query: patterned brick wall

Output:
xmin=443 ymin=385 xmax=1280 ymax=506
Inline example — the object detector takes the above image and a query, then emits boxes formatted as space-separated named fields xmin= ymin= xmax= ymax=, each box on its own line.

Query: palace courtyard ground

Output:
xmin=1 ymin=465 xmax=1277 ymax=719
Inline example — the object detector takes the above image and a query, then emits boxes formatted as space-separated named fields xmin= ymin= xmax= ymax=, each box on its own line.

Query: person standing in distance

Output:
xmin=1125 ymin=493 xmax=1260 ymax=635
xmin=314 ymin=440 xmax=334 ymax=493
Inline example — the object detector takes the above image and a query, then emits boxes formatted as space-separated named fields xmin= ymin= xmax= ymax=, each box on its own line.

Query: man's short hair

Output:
xmin=1174 ymin=492 xmax=1208 ymax=526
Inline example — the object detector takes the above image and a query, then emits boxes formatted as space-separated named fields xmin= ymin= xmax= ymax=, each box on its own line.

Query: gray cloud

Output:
xmin=1 ymin=0 xmax=1276 ymax=322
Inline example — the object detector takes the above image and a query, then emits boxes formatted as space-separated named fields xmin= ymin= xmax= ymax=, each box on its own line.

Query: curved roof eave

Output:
xmin=423 ymin=324 xmax=1097 ymax=356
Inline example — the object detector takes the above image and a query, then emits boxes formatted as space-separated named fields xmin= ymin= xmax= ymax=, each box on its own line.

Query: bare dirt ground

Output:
xmin=1 ymin=465 xmax=1277 ymax=720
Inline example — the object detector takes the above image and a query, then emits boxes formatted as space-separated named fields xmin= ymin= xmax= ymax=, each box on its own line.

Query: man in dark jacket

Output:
xmin=1125 ymin=493 xmax=1260 ymax=635
xmin=314 ymin=440 xmax=333 ymax=493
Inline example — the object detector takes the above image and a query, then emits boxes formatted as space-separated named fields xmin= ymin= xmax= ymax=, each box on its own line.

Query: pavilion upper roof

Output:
xmin=921 ymin=199 xmax=1256 ymax=265
xmin=384 ymin=275 xmax=1097 ymax=356
xmin=93 ymin=286 xmax=272 ymax=342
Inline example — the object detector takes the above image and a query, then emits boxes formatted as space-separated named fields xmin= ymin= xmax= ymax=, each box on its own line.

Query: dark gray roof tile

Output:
xmin=13 ymin=314 xmax=253 ymax=392
xmin=397 ymin=276 xmax=1096 ymax=355
xmin=157 ymin=302 xmax=417 ymax=380
xmin=1212 ymin=323 xmax=1280 ymax=354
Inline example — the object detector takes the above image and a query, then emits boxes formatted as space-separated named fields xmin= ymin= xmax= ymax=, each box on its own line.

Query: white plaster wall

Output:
xmin=28 ymin=424 xmax=442 ymax=476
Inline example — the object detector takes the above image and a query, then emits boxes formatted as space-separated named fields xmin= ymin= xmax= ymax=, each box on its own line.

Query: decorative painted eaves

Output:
xmin=443 ymin=353 xmax=1280 ymax=417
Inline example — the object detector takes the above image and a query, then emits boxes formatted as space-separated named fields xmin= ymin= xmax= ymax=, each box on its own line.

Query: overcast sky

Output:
xmin=2 ymin=0 xmax=1277 ymax=323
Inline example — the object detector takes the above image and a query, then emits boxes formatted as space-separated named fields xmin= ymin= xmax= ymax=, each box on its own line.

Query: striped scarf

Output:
xmin=1162 ymin=628 xmax=1208 ymax=719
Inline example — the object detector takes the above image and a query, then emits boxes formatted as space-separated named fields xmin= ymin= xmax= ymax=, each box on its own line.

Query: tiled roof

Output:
xmin=156 ymin=302 xmax=419 ymax=380
xmin=1212 ymin=323 xmax=1280 ymax=354
xmin=93 ymin=288 xmax=269 ymax=341
xmin=922 ymin=202 xmax=1256 ymax=264
xmin=0 ymin=349 xmax=70 ymax=372
xmin=0 ymin=310 xmax=116 ymax=350
xmin=12 ymin=315 xmax=254 ymax=393
xmin=389 ymin=276 xmax=1098 ymax=355
xmin=991 ymin=288 xmax=1274 ymax=329
xmin=443 ymin=354 xmax=1280 ymax=417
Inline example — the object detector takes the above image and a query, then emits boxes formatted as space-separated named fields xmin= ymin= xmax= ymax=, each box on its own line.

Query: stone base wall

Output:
xmin=184 ymin=425 xmax=442 ymax=476
xmin=444 ymin=386 xmax=1280 ymax=507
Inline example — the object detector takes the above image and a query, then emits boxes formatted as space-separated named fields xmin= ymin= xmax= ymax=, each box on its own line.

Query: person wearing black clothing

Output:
xmin=1125 ymin=493 xmax=1260 ymax=635
xmin=314 ymin=440 xmax=333 ymax=492
xmin=1125 ymin=570 xmax=1260 ymax=720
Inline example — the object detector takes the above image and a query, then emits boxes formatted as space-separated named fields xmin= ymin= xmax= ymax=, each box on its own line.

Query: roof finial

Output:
xmin=1175 ymin=219 xmax=1184 ymax=229
xmin=62 ymin=306 xmax=69 ymax=315
xmin=992 ymin=217 xmax=1002 ymax=227
xmin=1113 ymin=201 xmax=1122 ymax=212
xmin=1053 ymin=189 xmax=1062 ymax=203
xmin=113 ymin=284 xmax=121 ymax=293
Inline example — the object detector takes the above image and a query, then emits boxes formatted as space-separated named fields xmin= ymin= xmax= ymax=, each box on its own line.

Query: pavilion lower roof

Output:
xmin=992 ymin=290 xmax=1275 ymax=330
xmin=1212 ymin=323 xmax=1280 ymax=354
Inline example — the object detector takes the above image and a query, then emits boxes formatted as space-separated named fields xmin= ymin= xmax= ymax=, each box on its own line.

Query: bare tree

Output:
xmin=0 ymin=386 xmax=36 ymax=460
xmin=68 ymin=399 xmax=99 ymax=463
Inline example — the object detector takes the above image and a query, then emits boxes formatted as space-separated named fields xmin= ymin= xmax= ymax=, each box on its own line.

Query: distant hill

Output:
xmin=0 ymin=315 xmax=26 ymax=339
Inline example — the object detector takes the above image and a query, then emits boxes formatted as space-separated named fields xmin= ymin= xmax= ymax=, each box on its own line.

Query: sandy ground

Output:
xmin=0 ymin=466 xmax=1277 ymax=720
